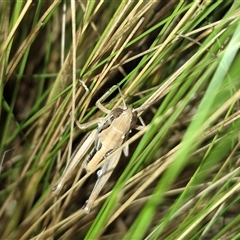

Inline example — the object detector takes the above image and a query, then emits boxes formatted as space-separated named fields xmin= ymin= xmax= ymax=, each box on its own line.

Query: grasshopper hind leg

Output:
xmin=82 ymin=150 xmax=122 ymax=213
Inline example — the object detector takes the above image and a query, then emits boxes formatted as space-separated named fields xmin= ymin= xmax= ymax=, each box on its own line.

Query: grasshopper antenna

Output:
xmin=117 ymin=85 xmax=127 ymax=110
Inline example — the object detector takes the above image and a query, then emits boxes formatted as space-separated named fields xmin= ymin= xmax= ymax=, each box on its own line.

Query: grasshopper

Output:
xmin=53 ymin=85 xmax=144 ymax=213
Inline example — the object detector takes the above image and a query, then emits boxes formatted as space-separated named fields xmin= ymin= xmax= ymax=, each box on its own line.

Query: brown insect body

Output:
xmin=85 ymin=106 xmax=137 ymax=172
xmin=82 ymin=105 xmax=139 ymax=213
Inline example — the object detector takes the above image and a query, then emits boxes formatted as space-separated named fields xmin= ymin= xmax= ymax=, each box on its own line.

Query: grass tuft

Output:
xmin=1 ymin=1 xmax=240 ymax=239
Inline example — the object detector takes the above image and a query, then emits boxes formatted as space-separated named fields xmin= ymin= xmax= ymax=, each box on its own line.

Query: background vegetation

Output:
xmin=1 ymin=1 xmax=240 ymax=239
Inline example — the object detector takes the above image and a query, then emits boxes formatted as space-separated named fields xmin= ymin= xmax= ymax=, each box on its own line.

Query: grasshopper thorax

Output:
xmin=112 ymin=106 xmax=138 ymax=129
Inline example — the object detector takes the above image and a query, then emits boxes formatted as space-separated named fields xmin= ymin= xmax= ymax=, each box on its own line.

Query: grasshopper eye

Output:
xmin=111 ymin=107 xmax=124 ymax=118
